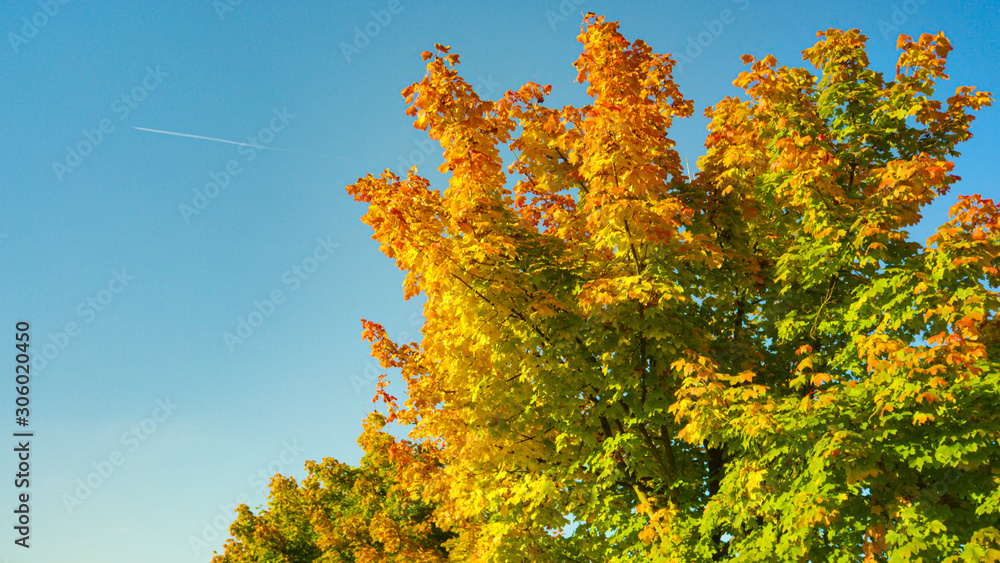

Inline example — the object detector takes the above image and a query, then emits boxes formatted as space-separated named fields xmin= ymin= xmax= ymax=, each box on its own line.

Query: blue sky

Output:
xmin=0 ymin=0 xmax=996 ymax=561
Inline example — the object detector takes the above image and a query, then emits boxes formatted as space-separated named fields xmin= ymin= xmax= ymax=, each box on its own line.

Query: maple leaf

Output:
xmin=214 ymin=14 xmax=1000 ymax=563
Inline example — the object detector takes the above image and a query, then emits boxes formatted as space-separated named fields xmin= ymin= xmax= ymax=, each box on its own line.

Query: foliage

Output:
xmin=218 ymin=13 xmax=998 ymax=563
xmin=210 ymin=413 xmax=453 ymax=563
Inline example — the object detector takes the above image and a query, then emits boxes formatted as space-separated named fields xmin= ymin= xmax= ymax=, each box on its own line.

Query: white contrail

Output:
xmin=132 ymin=126 xmax=345 ymax=160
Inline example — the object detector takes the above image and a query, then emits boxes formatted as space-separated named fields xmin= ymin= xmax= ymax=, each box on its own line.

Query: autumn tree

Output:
xmin=344 ymin=13 xmax=998 ymax=563
xmin=210 ymin=412 xmax=453 ymax=563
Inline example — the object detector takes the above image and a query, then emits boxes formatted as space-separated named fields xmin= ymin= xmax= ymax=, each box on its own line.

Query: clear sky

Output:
xmin=0 ymin=0 xmax=996 ymax=561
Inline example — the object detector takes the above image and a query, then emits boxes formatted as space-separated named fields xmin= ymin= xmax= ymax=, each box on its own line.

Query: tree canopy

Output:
xmin=211 ymin=412 xmax=452 ymax=563
xmin=214 ymin=13 xmax=998 ymax=563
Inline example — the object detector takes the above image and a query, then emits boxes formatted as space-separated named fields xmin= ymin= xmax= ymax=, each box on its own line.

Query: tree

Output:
xmin=343 ymin=13 xmax=998 ymax=562
xmin=210 ymin=412 xmax=453 ymax=563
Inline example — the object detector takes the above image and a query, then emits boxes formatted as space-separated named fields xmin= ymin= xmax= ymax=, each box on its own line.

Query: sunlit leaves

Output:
xmin=211 ymin=413 xmax=452 ymax=563
xmin=336 ymin=15 xmax=998 ymax=563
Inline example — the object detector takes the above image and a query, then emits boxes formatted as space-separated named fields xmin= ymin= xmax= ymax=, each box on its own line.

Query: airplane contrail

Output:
xmin=132 ymin=126 xmax=346 ymax=160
